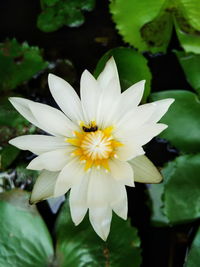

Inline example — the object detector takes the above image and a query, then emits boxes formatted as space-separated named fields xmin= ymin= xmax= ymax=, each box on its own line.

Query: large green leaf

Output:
xmin=0 ymin=190 xmax=54 ymax=266
xmin=174 ymin=0 xmax=200 ymax=54
xmin=38 ymin=0 xmax=95 ymax=32
xmin=55 ymin=201 xmax=142 ymax=267
xmin=147 ymin=182 xmax=169 ymax=226
xmin=0 ymin=39 xmax=48 ymax=90
xmin=94 ymin=47 xmax=152 ymax=102
xmin=110 ymin=0 xmax=200 ymax=53
xmin=185 ymin=226 xmax=200 ymax=267
xmin=163 ymin=154 xmax=200 ymax=224
xmin=150 ymin=90 xmax=200 ymax=153
xmin=110 ymin=0 xmax=169 ymax=53
xmin=147 ymin=159 xmax=177 ymax=226
xmin=175 ymin=51 xmax=200 ymax=94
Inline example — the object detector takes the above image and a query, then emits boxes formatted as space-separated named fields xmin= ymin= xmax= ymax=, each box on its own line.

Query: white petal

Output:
xmin=115 ymin=80 xmax=145 ymax=119
xmin=109 ymin=159 xmax=134 ymax=187
xmin=97 ymin=76 xmax=121 ymax=127
xmin=132 ymin=123 xmax=168 ymax=146
xmin=97 ymin=57 xmax=120 ymax=94
xmin=80 ymin=70 xmax=100 ymax=124
xmin=27 ymin=148 xmax=72 ymax=171
xmin=9 ymin=135 xmax=66 ymax=155
xmin=117 ymin=141 xmax=145 ymax=161
xmin=28 ymin=101 xmax=77 ymax=137
xmin=146 ymin=98 xmax=174 ymax=123
xmin=69 ymin=174 xmax=90 ymax=225
xmin=115 ymin=102 xmax=156 ymax=137
xmin=54 ymin=158 xmax=84 ymax=197
xmin=129 ymin=155 xmax=163 ymax=183
xmin=87 ymin=169 xmax=112 ymax=240
xmin=48 ymin=74 xmax=83 ymax=123
xmin=30 ymin=170 xmax=59 ymax=204
xmin=89 ymin=206 xmax=112 ymax=241
xmin=109 ymin=181 xmax=128 ymax=220
xmin=9 ymin=97 xmax=41 ymax=128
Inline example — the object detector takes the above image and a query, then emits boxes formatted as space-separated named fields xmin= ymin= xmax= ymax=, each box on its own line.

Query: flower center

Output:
xmin=66 ymin=123 xmax=123 ymax=171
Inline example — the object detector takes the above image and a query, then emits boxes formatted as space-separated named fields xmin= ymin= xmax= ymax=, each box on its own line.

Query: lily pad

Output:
xmin=147 ymin=182 xmax=169 ymax=226
xmin=175 ymin=51 xmax=200 ymax=94
xmin=174 ymin=0 xmax=200 ymax=54
xmin=38 ymin=0 xmax=95 ymax=32
xmin=147 ymin=159 xmax=177 ymax=226
xmin=94 ymin=47 xmax=152 ymax=102
xmin=150 ymin=90 xmax=200 ymax=153
xmin=0 ymin=39 xmax=48 ymax=90
xmin=185 ymin=226 xmax=200 ymax=267
xmin=110 ymin=0 xmax=200 ymax=53
xmin=163 ymin=154 xmax=200 ymax=224
xmin=55 ymin=201 xmax=142 ymax=267
xmin=0 ymin=189 xmax=54 ymax=267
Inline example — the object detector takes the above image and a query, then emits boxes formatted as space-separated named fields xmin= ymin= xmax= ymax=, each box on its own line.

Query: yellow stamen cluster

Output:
xmin=66 ymin=124 xmax=123 ymax=171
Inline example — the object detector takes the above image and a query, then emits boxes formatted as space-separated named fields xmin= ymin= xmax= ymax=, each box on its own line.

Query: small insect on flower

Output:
xmin=9 ymin=58 xmax=174 ymax=240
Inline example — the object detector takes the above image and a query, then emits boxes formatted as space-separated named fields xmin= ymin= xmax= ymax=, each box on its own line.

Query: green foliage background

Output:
xmin=1 ymin=0 xmax=200 ymax=266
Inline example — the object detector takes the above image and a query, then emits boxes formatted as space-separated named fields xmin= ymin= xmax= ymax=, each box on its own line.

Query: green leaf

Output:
xmin=175 ymin=21 xmax=200 ymax=54
xmin=0 ymin=39 xmax=48 ymax=90
xmin=43 ymin=0 xmax=59 ymax=6
xmin=0 ymin=98 xmax=35 ymax=170
xmin=0 ymin=189 xmax=54 ymax=266
xmin=163 ymin=154 xmax=200 ymax=224
xmin=37 ymin=7 xmax=65 ymax=32
xmin=55 ymin=201 xmax=142 ymax=267
xmin=150 ymin=90 xmax=200 ymax=153
xmin=110 ymin=0 xmax=170 ymax=53
xmin=94 ymin=47 xmax=152 ymax=102
xmin=0 ymin=145 xmax=20 ymax=170
xmin=110 ymin=0 xmax=200 ymax=54
xmin=174 ymin=0 xmax=200 ymax=53
xmin=147 ymin=182 xmax=169 ymax=226
xmin=38 ymin=0 xmax=95 ymax=32
xmin=175 ymin=51 xmax=200 ymax=94
xmin=185 ymin=226 xmax=200 ymax=267
xmin=147 ymin=159 xmax=177 ymax=226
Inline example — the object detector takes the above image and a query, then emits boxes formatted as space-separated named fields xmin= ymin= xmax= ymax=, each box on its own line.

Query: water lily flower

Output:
xmin=9 ymin=58 xmax=174 ymax=241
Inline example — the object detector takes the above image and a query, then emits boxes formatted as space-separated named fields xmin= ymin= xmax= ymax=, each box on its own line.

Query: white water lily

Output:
xmin=9 ymin=58 xmax=174 ymax=241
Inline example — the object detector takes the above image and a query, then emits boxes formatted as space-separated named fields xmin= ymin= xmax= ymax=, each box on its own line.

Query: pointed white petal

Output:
xmin=89 ymin=206 xmax=112 ymax=241
xmin=109 ymin=181 xmax=128 ymax=220
xmin=80 ymin=70 xmax=100 ymax=123
xmin=54 ymin=158 xmax=84 ymax=197
xmin=87 ymin=169 xmax=112 ymax=241
xmin=30 ymin=170 xmax=59 ymax=204
xmin=146 ymin=98 xmax=174 ymax=123
xmin=27 ymin=148 xmax=72 ymax=171
xmin=69 ymin=174 xmax=89 ymax=225
xmin=97 ymin=76 xmax=121 ymax=127
xmin=28 ymin=101 xmax=77 ymax=137
xmin=9 ymin=97 xmax=41 ymax=128
xmin=129 ymin=155 xmax=163 ymax=183
xmin=9 ymin=135 xmax=66 ymax=155
xmin=132 ymin=123 xmax=168 ymax=146
xmin=48 ymin=74 xmax=83 ymax=123
xmin=117 ymin=142 xmax=145 ymax=161
xmin=97 ymin=57 xmax=120 ymax=94
xmin=115 ymin=102 xmax=156 ymax=137
xmin=116 ymin=80 xmax=145 ymax=118
xmin=109 ymin=159 xmax=134 ymax=187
